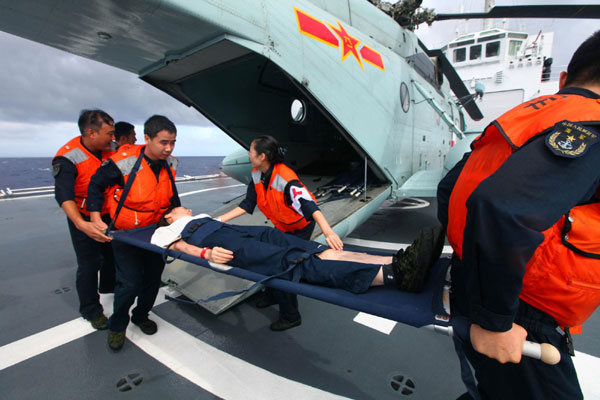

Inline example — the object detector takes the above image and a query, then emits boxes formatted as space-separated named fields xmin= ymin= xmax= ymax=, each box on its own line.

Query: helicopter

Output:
xmin=0 ymin=0 xmax=598 ymax=240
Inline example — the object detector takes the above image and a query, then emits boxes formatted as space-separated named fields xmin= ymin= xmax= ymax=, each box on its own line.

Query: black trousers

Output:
xmin=266 ymin=222 xmax=315 ymax=322
xmin=67 ymin=216 xmax=115 ymax=320
xmin=458 ymin=300 xmax=583 ymax=400
xmin=108 ymin=240 xmax=164 ymax=332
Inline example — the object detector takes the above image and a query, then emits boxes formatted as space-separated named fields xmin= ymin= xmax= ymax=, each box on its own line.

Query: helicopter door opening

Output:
xmin=142 ymin=37 xmax=391 ymax=239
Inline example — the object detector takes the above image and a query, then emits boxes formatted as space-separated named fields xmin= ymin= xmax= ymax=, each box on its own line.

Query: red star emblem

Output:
xmin=328 ymin=20 xmax=363 ymax=69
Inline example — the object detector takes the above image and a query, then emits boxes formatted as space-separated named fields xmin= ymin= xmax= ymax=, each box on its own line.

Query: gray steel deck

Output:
xmin=0 ymin=177 xmax=597 ymax=399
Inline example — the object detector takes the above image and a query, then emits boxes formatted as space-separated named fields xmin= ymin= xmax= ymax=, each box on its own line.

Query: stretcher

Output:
xmin=111 ymin=224 xmax=560 ymax=367
xmin=112 ymin=224 xmax=452 ymax=328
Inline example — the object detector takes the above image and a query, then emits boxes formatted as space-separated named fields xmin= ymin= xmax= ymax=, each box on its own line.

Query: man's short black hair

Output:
xmin=144 ymin=115 xmax=176 ymax=139
xmin=78 ymin=109 xmax=113 ymax=135
xmin=114 ymin=121 xmax=135 ymax=140
xmin=565 ymin=30 xmax=600 ymax=87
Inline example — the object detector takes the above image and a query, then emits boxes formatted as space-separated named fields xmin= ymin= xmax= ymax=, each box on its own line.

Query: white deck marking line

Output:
xmin=353 ymin=313 xmax=397 ymax=335
xmin=0 ymin=289 xmax=346 ymax=399
xmin=0 ymin=293 xmax=119 ymax=370
xmin=573 ymin=351 xmax=600 ymax=399
xmin=179 ymin=183 xmax=244 ymax=197
xmin=136 ymin=312 xmax=347 ymax=400
xmin=0 ymin=318 xmax=95 ymax=370
xmin=343 ymin=237 xmax=453 ymax=254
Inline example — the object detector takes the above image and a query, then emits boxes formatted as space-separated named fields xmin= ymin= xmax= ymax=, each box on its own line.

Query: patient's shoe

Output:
xmin=393 ymin=226 xmax=444 ymax=292
xmin=270 ymin=317 xmax=302 ymax=332
xmin=90 ymin=313 xmax=108 ymax=330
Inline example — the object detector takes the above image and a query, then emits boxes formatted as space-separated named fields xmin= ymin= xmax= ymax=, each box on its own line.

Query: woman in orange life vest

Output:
xmin=217 ymin=135 xmax=343 ymax=331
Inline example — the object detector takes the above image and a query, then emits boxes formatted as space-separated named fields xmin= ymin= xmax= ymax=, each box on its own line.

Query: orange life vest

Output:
xmin=107 ymin=144 xmax=177 ymax=230
xmin=253 ymin=163 xmax=316 ymax=233
xmin=53 ymin=136 xmax=113 ymax=216
xmin=447 ymin=94 xmax=600 ymax=328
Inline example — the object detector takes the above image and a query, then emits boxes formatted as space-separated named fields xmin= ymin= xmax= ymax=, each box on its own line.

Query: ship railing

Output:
xmin=0 ymin=174 xmax=227 ymax=199
xmin=542 ymin=64 xmax=567 ymax=82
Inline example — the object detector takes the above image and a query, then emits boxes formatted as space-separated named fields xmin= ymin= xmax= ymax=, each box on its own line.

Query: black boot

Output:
xmin=392 ymin=226 xmax=444 ymax=292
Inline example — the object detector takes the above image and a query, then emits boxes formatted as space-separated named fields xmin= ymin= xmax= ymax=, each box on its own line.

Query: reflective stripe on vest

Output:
xmin=166 ymin=155 xmax=178 ymax=170
xmin=251 ymin=170 xmax=261 ymax=185
xmin=115 ymin=154 xmax=140 ymax=176
xmin=447 ymin=94 xmax=600 ymax=328
xmin=63 ymin=147 xmax=88 ymax=165
xmin=271 ymin=174 xmax=288 ymax=192
xmin=53 ymin=136 xmax=111 ymax=216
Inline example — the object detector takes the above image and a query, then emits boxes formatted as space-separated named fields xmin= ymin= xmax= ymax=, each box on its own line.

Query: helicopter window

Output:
xmin=485 ymin=41 xmax=500 ymax=58
xmin=508 ymin=40 xmax=522 ymax=56
xmin=453 ymin=48 xmax=466 ymax=63
xmin=400 ymin=82 xmax=410 ymax=113
xmin=290 ymin=99 xmax=306 ymax=123
xmin=470 ymin=45 xmax=482 ymax=60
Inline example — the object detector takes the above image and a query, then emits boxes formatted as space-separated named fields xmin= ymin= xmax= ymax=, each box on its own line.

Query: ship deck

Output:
xmin=1 ymin=177 xmax=598 ymax=399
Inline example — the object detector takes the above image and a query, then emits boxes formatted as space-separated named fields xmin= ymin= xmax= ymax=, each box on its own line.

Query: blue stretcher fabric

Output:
xmin=111 ymin=224 xmax=452 ymax=329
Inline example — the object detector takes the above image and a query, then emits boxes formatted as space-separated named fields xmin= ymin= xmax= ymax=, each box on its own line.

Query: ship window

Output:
xmin=453 ymin=47 xmax=466 ymax=63
xmin=477 ymin=33 xmax=505 ymax=43
xmin=449 ymin=39 xmax=475 ymax=48
xmin=470 ymin=45 xmax=482 ymax=60
xmin=456 ymin=34 xmax=475 ymax=41
xmin=508 ymin=33 xmax=528 ymax=39
xmin=480 ymin=29 xmax=500 ymax=36
xmin=485 ymin=41 xmax=500 ymax=58
xmin=508 ymin=40 xmax=522 ymax=56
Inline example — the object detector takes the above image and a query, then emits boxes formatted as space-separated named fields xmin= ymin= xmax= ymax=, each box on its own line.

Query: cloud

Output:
xmin=0 ymin=120 xmax=242 ymax=157
xmin=0 ymin=31 xmax=211 ymax=126
xmin=0 ymin=30 xmax=245 ymax=156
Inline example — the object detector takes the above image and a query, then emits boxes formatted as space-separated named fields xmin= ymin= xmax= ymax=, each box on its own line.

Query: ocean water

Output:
xmin=0 ymin=156 xmax=224 ymax=190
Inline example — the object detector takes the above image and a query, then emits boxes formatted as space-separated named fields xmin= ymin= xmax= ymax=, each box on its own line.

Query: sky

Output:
xmin=0 ymin=0 xmax=597 ymax=157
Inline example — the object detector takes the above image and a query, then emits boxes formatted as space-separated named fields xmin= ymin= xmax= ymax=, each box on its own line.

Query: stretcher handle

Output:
xmin=522 ymin=341 xmax=560 ymax=365
xmin=445 ymin=316 xmax=561 ymax=365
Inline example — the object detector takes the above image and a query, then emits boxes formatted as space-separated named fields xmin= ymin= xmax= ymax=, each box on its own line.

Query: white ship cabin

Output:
xmin=442 ymin=28 xmax=559 ymax=132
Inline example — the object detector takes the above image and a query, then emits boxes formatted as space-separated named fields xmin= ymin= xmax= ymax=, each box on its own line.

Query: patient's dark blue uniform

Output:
xmin=184 ymin=218 xmax=379 ymax=294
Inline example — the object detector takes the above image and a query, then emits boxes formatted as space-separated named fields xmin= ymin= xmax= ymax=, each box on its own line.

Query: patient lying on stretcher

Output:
xmin=151 ymin=207 xmax=443 ymax=294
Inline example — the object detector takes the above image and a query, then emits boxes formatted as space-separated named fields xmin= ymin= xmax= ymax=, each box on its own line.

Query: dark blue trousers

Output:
xmin=67 ymin=217 xmax=116 ymax=320
xmin=456 ymin=300 xmax=583 ymax=400
xmin=199 ymin=224 xmax=379 ymax=294
xmin=264 ymin=222 xmax=315 ymax=322
xmin=108 ymin=240 xmax=165 ymax=332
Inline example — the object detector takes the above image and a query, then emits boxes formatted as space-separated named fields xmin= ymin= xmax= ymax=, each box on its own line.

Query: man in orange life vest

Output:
xmin=438 ymin=31 xmax=600 ymax=399
xmin=88 ymin=115 xmax=180 ymax=352
xmin=114 ymin=121 xmax=137 ymax=150
xmin=52 ymin=109 xmax=116 ymax=330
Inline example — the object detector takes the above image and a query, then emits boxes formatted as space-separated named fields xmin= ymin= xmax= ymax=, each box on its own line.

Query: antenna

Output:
xmin=483 ymin=0 xmax=495 ymax=30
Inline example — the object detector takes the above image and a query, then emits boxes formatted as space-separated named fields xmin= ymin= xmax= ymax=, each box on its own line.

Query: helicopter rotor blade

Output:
xmin=435 ymin=5 xmax=600 ymax=21
xmin=418 ymin=40 xmax=484 ymax=121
